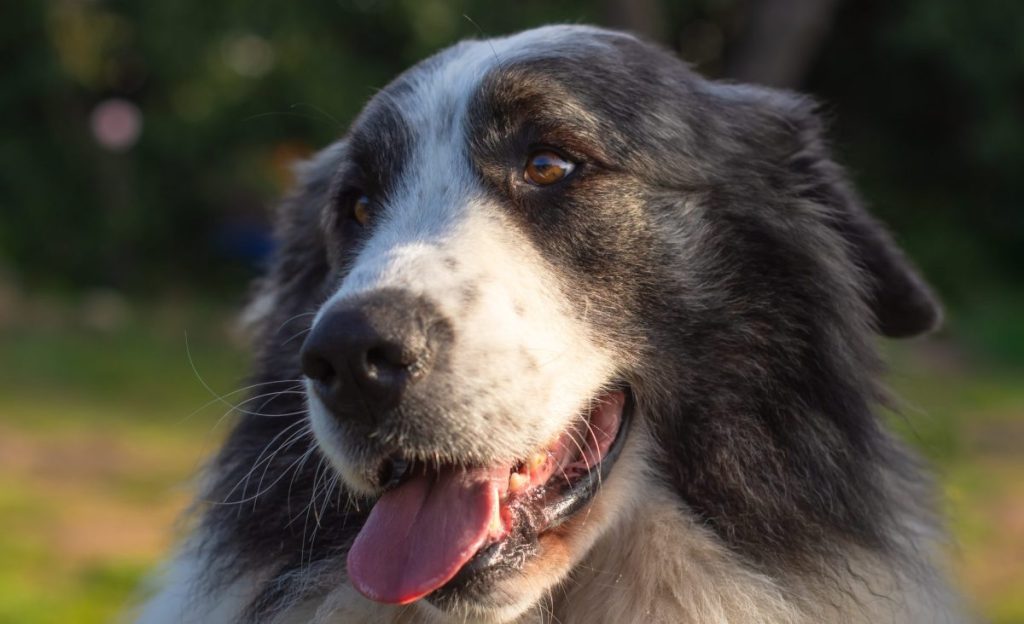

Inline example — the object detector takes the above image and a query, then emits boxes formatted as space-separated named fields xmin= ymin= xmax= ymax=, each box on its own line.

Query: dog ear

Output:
xmin=825 ymin=190 xmax=943 ymax=338
xmin=241 ymin=141 xmax=345 ymax=342
xmin=708 ymin=84 xmax=942 ymax=338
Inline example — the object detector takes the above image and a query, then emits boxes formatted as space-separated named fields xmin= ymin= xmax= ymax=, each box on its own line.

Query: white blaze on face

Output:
xmin=306 ymin=29 xmax=618 ymax=475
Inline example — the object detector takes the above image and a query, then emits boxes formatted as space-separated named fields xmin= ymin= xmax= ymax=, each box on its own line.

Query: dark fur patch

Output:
xmin=462 ymin=35 xmax=938 ymax=578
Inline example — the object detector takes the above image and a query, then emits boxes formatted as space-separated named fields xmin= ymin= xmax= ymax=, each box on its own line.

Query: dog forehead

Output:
xmin=358 ymin=26 xmax=629 ymax=144
xmin=337 ymin=27 xmax=631 ymax=239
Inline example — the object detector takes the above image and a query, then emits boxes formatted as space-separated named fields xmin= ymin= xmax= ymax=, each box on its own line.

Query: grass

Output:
xmin=882 ymin=342 xmax=1024 ymax=622
xmin=0 ymin=296 xmax=1022 ymax=623
xmin=0 ymin=295 xmax=247 ymax=624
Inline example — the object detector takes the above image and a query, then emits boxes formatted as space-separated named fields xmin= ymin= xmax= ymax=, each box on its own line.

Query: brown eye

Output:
xmin=352 ymin=195 xmax=371 ymax=225
xmin=524 ymin=150 xmax=575 ymax=186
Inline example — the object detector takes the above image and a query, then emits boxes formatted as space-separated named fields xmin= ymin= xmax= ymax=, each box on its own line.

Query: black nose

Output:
xmin=300 ymin=290 xmax=449 ymax=422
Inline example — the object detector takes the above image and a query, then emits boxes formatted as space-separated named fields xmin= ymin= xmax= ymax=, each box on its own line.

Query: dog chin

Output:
xmin=413 ymin=522 xmax=603 ymax=624
xmin=414 ymin=589 xmax=543 ymax=624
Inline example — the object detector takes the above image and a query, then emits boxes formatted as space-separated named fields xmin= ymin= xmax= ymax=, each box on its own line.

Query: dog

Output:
xmin=136 ymin=25 xmax=966 ymax=623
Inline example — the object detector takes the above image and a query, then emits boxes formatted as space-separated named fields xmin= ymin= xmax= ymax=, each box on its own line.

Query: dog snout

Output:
xmin=300 ymin=290 xmax=449 ymax=422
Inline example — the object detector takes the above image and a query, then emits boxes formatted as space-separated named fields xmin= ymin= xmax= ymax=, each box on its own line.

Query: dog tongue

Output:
xmin=346 ymin=466 xmax=507 ymax=605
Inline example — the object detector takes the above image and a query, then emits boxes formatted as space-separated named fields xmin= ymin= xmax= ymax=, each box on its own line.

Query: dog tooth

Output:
xmin=509 ymin=471 xmax=529 ymax=493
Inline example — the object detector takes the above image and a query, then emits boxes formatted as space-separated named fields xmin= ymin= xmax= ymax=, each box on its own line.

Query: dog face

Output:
xmin=223 ymin=25 xmax=941 ymax=622
xmin=299 ymin=28 xmax=650 ymax=617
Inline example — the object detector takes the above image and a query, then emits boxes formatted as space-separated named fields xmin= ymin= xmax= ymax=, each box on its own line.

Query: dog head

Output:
xmin=233 ymin=25 xmax=940 ymax=621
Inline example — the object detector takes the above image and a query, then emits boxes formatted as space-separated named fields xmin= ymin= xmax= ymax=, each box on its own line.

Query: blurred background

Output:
xmin=1 ymin=0 xmax=1021 ymax=622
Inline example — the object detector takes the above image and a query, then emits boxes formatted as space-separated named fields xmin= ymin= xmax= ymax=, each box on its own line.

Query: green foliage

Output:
xmin=806 ymin=0 xmax=1024 ymax=307
xmin=2 ymin=0 xmax=1020 ymax=305
xmin=0 ymin=1 xmax=599 ymax=291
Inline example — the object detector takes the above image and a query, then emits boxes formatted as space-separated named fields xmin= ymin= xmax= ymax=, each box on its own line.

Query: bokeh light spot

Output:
xmin=89 ymin=98 xmax=142 ymax=152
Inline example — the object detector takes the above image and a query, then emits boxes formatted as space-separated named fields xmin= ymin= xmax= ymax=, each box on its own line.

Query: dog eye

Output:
xmin=524 ymin=150 xmax=575 ymax=186
xmin=352 ymin=195 xmax=372 ymax=226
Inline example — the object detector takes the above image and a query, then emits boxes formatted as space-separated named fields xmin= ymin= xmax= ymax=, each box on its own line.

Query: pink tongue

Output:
xmin=346 ymin=467 xmax=507 ymax=605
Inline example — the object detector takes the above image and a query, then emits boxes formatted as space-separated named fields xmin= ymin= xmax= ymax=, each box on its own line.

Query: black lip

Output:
xmin=428 ymin=387 xmax=635 ymax=606
xmin=540 ymin=388 xmax=635 ymax=528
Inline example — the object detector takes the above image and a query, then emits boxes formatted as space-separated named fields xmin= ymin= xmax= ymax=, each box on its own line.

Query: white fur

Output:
xmin=132 ymin=548 xmax=256 ymax=624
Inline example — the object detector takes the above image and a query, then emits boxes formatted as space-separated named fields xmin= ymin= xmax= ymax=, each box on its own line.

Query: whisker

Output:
xmin=185 ymin=331 xmax=313 ymax=423
xmin=210 ymin=426 xmax=315 ymax=509
xmin=215 ymin=419 xmax=309 ymax=505
xmin=286 ymin=445 xmax=321 ymax=520
xmin=281 ymin=326 xmax=313 ymax=347
xmin=288 ymin=102 xmax=343 ymax=130
xmin=183 ymin=379 xmax=304 ymax=420
xmin=208 ymin=388 xmax=308 ymax=426
xmin=272 ymin=311 xmax=318 ymax=337
xmin=249 ymin=423 xmax=316 ymax=510
xmin=299 ymin=455 xmax=330 ymax=567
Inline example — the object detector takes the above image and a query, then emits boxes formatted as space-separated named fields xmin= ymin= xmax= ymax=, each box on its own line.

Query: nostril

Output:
xmin=298 ymin=292 xmax=446 ymax=420
xmin=301 ymin=351 xmax=336 ymax=384
xmin=364 ymin=343 xmax=411 ymax=377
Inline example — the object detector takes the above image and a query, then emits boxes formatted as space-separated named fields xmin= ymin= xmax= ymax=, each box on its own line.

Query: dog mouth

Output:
xmin=345 ymin=387 xmax=633 ymax=606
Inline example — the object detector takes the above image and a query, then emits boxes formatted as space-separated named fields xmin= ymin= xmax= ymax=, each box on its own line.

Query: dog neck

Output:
xmin=546 ymin=485 xmax=802 ymax=624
